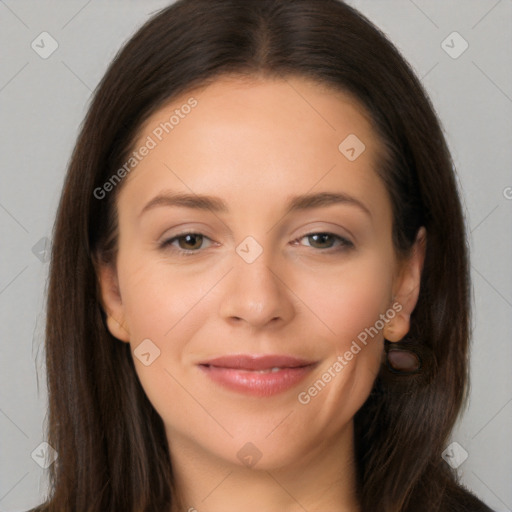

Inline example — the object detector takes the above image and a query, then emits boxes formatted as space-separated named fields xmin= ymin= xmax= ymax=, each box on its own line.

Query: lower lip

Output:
xmin=199 ymin=364 xmax=315 ymax=397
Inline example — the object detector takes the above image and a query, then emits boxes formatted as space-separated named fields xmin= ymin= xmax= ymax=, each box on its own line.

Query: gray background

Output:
xmin=0 ymin=1 xmax=511 ymax=511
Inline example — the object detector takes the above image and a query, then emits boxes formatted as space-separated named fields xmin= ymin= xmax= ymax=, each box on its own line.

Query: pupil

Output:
xmin=311 ymin=234 xmax=331 ymax=248
xmin=181 ymin=234 xmax=202 ymax=249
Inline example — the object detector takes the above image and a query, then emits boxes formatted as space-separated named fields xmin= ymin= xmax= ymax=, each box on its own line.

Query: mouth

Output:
xmin=198 ymin=354 xmax=318 ymax=397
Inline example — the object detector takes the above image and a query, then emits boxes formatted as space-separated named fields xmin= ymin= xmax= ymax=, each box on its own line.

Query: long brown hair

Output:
xmin=31 ymin=1 xmax=491 ymax=511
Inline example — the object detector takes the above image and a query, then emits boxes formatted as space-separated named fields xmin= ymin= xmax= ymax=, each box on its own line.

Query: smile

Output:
xmin=198 ymin=354 xmax=318 ymax=397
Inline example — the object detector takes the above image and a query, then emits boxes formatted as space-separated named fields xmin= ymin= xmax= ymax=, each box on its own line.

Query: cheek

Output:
xmin=117 ymin=253 xmax=215 ymax=342
xmin=296 ymin=253 xmax=394 ymax=343
xmin=115 ymin=258 xmax=211 ymax=425
xmin=293 ymin=253 xmax=393 ymax=405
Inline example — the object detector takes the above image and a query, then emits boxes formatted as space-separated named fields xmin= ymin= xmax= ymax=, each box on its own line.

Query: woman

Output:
xmin=29 ymin=0 xmax=494 ymax=510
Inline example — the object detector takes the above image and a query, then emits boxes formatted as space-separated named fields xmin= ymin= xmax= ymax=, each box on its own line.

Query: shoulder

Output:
xmin=439 ymin=483 xmax=495 ymax=512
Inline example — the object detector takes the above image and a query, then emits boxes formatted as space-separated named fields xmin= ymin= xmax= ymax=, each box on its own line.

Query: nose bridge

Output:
xmin=219 ymin=236 xmax=294 ymax=328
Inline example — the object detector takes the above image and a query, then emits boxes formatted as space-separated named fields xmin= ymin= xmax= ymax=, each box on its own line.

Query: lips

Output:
xmin=199 ymin=354 xmax=315 ymax=370
xmin=198 ymin=354 xmax=317 ymax=397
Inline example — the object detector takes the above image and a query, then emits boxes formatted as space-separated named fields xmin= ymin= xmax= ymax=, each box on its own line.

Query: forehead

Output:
xmin=119 ymin=75 xmax=390 ymax=220
xmin=133 ymin=74 xmax=380 ymax=155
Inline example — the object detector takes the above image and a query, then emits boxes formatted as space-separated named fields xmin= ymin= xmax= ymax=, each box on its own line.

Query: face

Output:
xmin=98 ymin=76 xmax=424 ymax=470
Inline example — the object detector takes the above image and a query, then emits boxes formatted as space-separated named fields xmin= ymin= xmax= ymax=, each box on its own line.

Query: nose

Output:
xmin=218 ymin=248 xmax=296 ymax=330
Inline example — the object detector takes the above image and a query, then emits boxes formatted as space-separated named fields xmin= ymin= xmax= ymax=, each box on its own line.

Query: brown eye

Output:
xmin=176 ymin=233 xmax=204 ymax=250
xmin=307 ymin=233 xmax=336 ymax=249
xmin=161 ymin=232 xmax=213 ymax=256
xmin=296 ymin=232 xmax=354 ymax=251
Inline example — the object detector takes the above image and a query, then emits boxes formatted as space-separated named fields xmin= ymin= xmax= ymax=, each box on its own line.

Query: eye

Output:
xmin=293 ymin=232 xmax=354 ymax=252
xmin=160 ymin=232 xmax=213 ymax=255
xmin=160 ymin=230 xmax=354 ymax=257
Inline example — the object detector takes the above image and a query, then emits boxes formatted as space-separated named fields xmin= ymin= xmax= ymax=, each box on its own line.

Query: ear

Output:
xmin=94 ymin=258 xmax=131 ymax=343
xmin=383 ymin=227 xmax=427 ymax=342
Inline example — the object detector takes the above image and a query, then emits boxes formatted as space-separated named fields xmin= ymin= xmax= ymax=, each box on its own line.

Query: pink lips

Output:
xmin=198 ymin=354 xmax=317 ymax=397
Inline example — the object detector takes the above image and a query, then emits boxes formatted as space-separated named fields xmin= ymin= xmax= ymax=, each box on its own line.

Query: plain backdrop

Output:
xmin=0 ymin=1 xmax=511 ymax=511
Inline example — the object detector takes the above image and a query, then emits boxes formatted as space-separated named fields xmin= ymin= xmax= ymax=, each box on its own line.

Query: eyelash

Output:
xmin=159 ymin=231 xmax=354 ymax=257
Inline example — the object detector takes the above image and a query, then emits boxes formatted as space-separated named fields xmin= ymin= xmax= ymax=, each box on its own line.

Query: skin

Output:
xmin=97 ymin=75 xmax=426 ymax=512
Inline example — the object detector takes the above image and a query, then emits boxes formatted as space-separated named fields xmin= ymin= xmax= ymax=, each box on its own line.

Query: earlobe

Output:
xmin=105 ymin=312 xmax=130 ymax=342
xmin=383 ymin=227 xmax=427 ymax=342
xmin=94 ymin=258 xmax=131 ymax=343
xmin=382 ymin=312 xmax=410 ymax=342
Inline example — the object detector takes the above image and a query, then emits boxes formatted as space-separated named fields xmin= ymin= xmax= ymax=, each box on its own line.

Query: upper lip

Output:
xmin=198 ymin=354 xmax=316 ymax=370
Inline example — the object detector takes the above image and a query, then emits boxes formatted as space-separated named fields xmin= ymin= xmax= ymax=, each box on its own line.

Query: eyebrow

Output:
xmin=139 ymin=190 xmax=372 ymax=218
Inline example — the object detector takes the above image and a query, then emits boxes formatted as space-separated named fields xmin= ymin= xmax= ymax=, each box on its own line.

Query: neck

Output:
xmin=167 ymin=421 xmax=361 ymax=512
